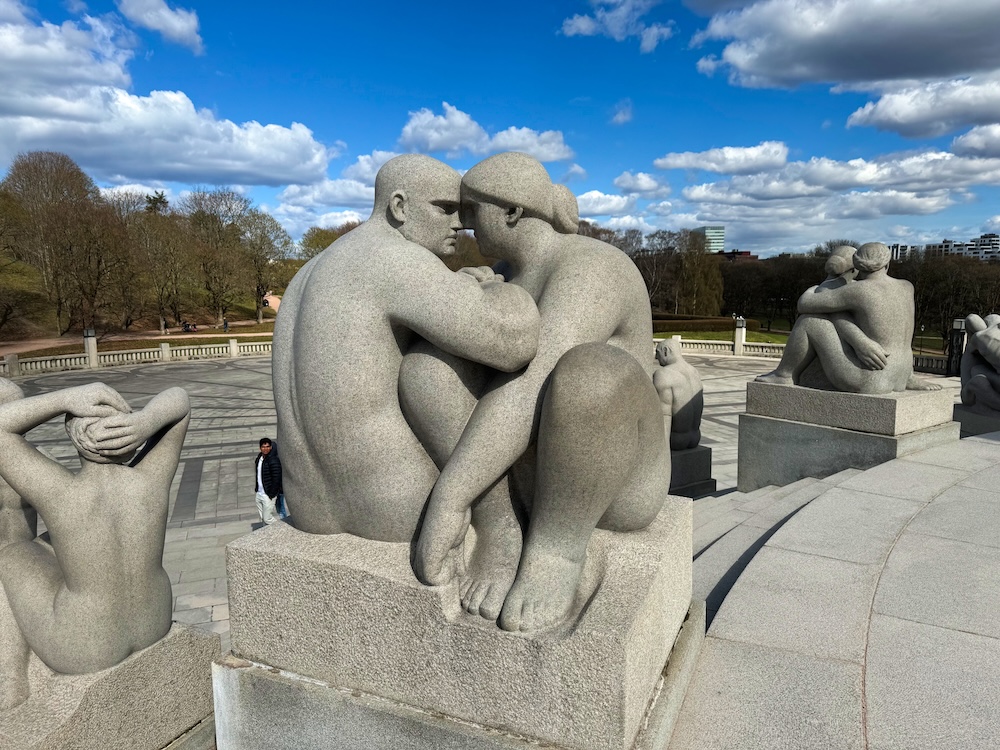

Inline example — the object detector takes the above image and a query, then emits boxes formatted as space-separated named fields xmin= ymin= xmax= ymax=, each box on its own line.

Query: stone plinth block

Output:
xmin=0 ymin=625 xmax=219 ymax=750
xmin=953 ymin=404 xmax=1000 ymax=437
xmin=224 ymin=498 xmax=693 ymax=750
xmin=669 ymin=445 xmax=717 ymax=498
xmin=746 ymin=382 xmax=954 ymax=436
xmin=213 ymin=602 xmax=706 ymax=750
xmin=737 ymin=414 xmax=959 ymax=493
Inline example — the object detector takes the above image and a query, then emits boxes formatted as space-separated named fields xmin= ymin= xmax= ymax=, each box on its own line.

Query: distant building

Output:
xmin=924 ymin=234 xmax=1000 ymax=261
xmin=694 ymin=225 xmax=725 ymax=254
xmin=887 ymin=244 xmax=920 ymax=261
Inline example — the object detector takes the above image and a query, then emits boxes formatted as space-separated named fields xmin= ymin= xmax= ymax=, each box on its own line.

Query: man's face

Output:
xmin=399 ymin=182 xmax=462 ymax=257
xmin=260 ymin=443 xmax=272 ymax=455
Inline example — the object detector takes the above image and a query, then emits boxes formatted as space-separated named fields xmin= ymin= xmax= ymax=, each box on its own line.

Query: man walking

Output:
xmin=254 ymin=437 xmax=282 ymax=525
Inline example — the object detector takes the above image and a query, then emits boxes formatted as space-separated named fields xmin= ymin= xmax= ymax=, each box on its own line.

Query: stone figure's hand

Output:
xmin=854 ymin=340 xmax=889 ymax=370
xmin=90 ymin=412 xmax=147 ymax=457
xmin=458 ymin=266 xmax=504 ymax=284
xmin=414 ymin=500 xmax=470 ymax=586
xmin=68 ymin=383 xmax=132 ymax=418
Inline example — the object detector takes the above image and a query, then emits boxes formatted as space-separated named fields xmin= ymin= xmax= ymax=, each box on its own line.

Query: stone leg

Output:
xmin=0 ymin=579 xmax=29 ymax=711
xmin=399 ymin=343 xmax=523 ymax=621
xmin=499 ymin=343 xmax=670 ymax=632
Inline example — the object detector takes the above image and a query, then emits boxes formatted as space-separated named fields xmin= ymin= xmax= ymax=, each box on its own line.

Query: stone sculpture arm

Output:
xmin=0 ymin=384 xmax=131 ymax=509
xmin=833 ymin=316 xmax=888 ymax=370
xmin=796 ymin=283 xmax=863 ymax=316
xmin=89 ymin=387 xmax=191 ymax=484
xmin=392 ymin=268 xmax=540 ymax=373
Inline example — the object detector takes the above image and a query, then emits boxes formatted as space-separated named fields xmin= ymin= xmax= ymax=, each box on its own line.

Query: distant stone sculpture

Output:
xmin=272 ymin=154 xmax=541 ymax=541
xmin=960 ymin=313 xmax=1000 ymax=413
xmin=0 ymin=382 xmax=190 ymax=711
xmin=653 ymin=339 xmax=704 ymax=450
xmin=757 ymin=242 xmax=940 ymax=393
xmin=402 ymin=152 xmax=669 ymax=632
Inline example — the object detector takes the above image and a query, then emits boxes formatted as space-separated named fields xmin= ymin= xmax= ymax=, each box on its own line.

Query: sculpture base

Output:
xmin=221 ymin=499 xmax=694 ymax=750
xmin=668 ymin=445 xmax=716 ymax=498
xmin=213 ymin=602 xmax=704 ymax=750
xmin=953 ymin=403 xmax=1000 ymax=437
xmin=0 ymin=624 xmax=219 ymax=750
xmin=737 ymin=414 xmax=959 ymax=492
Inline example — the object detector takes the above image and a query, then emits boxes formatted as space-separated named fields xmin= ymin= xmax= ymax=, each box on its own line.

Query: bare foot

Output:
xmin=414 ymin=504 xmax=469 ymax=586
xmin=459 ymin=522 xmax=521 ymax=621
xmin=755 ymin=371 xmax=794 ymax=385
xmin=498 ymin=546 xmax=585 ymax=633
xmin=906 ymin=374 xmax=942 ymax=391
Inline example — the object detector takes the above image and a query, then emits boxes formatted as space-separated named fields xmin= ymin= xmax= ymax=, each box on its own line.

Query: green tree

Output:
xmin=241 ymin=208 xmax=293 ymax=323
xmin=300 ymin=221 xmax=360 ymax=259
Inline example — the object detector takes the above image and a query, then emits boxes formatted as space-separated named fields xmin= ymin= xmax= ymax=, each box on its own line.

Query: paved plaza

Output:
xmin=15 ymin=353 xmax=995 ymax=750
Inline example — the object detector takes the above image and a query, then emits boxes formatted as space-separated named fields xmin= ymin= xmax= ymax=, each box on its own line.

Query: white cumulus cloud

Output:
xmin=576 ymin=190 xmax=637 ymax=217
xmin=0 ymin=4 xmax=335 ymax=185
xmin=115 ymin=0 xmax=202 ymax=53
xmin=341 ymin=150 xmax=399 ymax=186
xmin=277 ymin=179 xmax=374 ymax=210
xmin=953 ymin=125 xmax=1000 ymax=158
xmin=654 ymin=141 xmax=788 ymax=174
xmin=561 ymin=0 xmax=674 ymax=53
xmin=613 ymin=171 xmax=670 ymax=197
xmin=611 ymin=98 xmax=633 ymax=125
xmin=398 ymin=102 xmax=573 ymax=161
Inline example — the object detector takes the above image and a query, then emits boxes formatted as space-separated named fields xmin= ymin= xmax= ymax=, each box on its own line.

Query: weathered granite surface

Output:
xmin=225 ymin=497 xmax=692 ymax=750
xmin=737 ymin=414 xmax=959 ymax=492
xmin=0 ymin=625 xmax=218 ymax=750
xmin=953 ymin=403 xmax=1000 ymax=436
xmin=669 ymin=445 xmax=716 ymax=498
xmin=654 ymin=339 xmax=704 ymax=451
xmin=746 ymin=381 xmax=954 ymax=435
xmin=959 ymin=313 xmax=1000 ymax=414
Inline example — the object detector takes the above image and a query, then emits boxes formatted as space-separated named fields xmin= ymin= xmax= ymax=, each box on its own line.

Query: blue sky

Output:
xmin=3 ymin=0 xmax=1000 ymax=255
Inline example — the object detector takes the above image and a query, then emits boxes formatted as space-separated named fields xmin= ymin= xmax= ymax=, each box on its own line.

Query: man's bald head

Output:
xmin=372 ymin=154 xmax=462 ymax=257
xmin=373 ymin=154 xmax=461 ymax=216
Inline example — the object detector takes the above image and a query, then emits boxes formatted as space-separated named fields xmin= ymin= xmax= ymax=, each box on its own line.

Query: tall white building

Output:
xmin=924 ymin=233 xmax=1000 ymax=260
xmin=694 ymin=225 xmax=725 ymax=254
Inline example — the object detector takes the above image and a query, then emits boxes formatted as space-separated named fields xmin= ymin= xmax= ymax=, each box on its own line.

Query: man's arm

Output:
xmin=0 ymin=384 xmax=130 ymax=511
xmin=797 ymin=283 xmax=863 ymax=315
xmin=833 ymin=316 xmax=888 ymax=370
xmin=390 ymin=248 xmax=540 ymax=372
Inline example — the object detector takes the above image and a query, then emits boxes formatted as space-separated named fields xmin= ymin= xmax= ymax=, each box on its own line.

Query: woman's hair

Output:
xmin=824 ymin=245 xmax=856 ymax=276
xmin=853 ymin=242 xmax=891 ymax=273
xmin=462 ymin=152 xmax=577 ymax=232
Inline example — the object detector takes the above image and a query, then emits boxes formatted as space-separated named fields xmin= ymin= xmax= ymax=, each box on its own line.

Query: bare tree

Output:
xmin=241 ymin=208 xmax=292 ymax=323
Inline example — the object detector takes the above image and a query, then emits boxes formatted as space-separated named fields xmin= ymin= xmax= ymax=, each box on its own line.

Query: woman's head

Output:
xmin=854 ymin=242 xmax=892 ymax=275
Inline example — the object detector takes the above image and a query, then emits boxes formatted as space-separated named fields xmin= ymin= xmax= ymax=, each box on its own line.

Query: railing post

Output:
xmin=733 ymin=316 xmax=747 ymax=357
xmin=160 ymin=342 xmax=171 ymax=362
xmin=83 ymin=329 xmax=98 ymax=369
xmin=229 ymin=338 xmax=239 ymax=358
xmin=4 ymin=354 xmax=20 ymax=378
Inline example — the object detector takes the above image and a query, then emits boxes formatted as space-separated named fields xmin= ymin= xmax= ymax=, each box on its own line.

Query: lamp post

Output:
xmin=733 ymin=315 xmax=747 ymax=356
xmin=919 ymin=324 xmax=925 ymax=357
xmin=947 ymin=318 xmax=965 ymax=377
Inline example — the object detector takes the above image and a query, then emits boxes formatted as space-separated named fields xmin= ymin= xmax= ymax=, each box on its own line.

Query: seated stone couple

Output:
xmin=960 ymin=313 xmax=1000 ymax=413
xmin=273 ymin=152 xmax=669 ymax=633
xmin=757 ymin=242 xmax=938 ymax=393
xmin=0 ymin=379 xmax=189 ymax=710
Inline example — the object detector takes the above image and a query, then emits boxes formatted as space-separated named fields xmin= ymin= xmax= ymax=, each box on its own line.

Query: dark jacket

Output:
xmin=254 ymin=452 xmax=282 ymax=498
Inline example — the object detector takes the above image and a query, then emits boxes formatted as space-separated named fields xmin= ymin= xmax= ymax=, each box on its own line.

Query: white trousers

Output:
xmin=255 ymin=491 xmax=278 ymax=525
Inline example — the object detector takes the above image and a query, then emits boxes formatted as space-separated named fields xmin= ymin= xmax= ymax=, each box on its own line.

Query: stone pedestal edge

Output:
xmin=212 ymin=601 xmax=706 ymax=750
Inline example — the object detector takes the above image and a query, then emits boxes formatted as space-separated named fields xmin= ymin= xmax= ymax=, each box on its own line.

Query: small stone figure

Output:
xmin=0 ymin=382 xmax=189 ymax=710
xmin=960 ymin=313 xmax=1000 ymax=413
xmin=653 ymin=339 xmax=704 ymax=451
xmin=272 ymin=154 xmax=540 ymax=541
xmin=756 ymin=242 xmax=939 ymax=393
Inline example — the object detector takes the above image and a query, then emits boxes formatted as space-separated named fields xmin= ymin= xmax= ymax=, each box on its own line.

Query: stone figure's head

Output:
xmin=655 ymin=339 xmax=681 ymax=367
xmin=374 ymin=154 xmax=462 ymax=258
xmin=460 ymin=152 xmax=575 ymax=256
xmin=0 ymin=378 xmax=23 ymax=407
xmin=825 ymin=245 xmax=858 ymax=279
xmin=65 ymin=412 xmax=135 ymax=465
xmin=853 ymin=242 xmax=891 ymax=278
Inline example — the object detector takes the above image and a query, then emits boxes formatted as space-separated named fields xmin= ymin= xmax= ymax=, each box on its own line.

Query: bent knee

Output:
xmin=548 ymin=343 xmax=650 ymax=413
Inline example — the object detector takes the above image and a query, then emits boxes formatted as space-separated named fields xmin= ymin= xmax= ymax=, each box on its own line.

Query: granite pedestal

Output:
xmin=0 ymin=625 xmax=219 ymax=750
xmin=215 ymin=498 xmax=697 ymax=750
xmin=738 ymin=382 xmax=959 ymax=492
xmin=668 ymin=445 xmax=716 ymax=498
xmin=953 ymin=403 xmax=1000 ymax=437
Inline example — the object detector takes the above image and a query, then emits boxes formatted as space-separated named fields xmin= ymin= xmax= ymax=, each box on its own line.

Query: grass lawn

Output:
xmin=656 ymin=329 xmax=790 ymax=344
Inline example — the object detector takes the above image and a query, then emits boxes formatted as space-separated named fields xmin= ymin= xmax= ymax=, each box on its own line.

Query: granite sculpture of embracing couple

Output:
xmin=272 ymin=152 xmax=671 ymax=634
